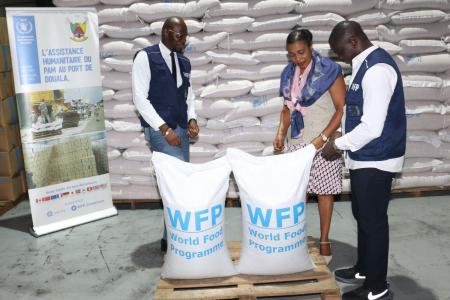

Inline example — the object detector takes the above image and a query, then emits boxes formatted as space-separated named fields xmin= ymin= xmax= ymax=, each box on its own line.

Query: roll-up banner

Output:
xmin=6 ymin=7 xmax=117 ymax=236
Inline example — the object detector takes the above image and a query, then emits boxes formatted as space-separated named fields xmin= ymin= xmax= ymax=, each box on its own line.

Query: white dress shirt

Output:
xmin=334 ymin=45 xmax=405 ymax=173
xmin=132 ymin=42 xmax=196 ymax=130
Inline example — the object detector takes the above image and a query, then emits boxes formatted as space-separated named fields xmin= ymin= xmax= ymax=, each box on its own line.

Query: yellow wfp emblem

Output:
xmin=70 ymin=20 xmax=88 ymax=42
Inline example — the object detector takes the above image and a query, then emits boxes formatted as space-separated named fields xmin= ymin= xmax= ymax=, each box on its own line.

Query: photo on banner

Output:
xmin=6 ymin=7 xmax=117 ymax=236
xmin=15 ymin=86 xmax=105 ymax=143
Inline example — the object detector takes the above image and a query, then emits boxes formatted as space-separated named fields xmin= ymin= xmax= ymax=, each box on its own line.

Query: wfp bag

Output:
xmin=227 ymin=145 xmax=316 ymax=275
xmin=152 ymin=152 xmax=236 ymax=279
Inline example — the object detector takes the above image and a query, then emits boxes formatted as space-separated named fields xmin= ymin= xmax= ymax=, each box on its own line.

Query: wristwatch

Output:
xmin=319 ymin=132 xmax=329 ymax=142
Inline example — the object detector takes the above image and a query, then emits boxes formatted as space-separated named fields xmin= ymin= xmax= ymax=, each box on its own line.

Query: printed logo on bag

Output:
xmin=69 ymin=17 xmax=88 ymax=42
xmin=166 ymin=204 xmax=226 ymax=260
xmin=245 ymin=201 xmax=307 ymax=254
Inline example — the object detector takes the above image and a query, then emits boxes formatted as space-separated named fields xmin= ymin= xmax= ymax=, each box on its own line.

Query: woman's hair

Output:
xmin=286 ymin=27 xmax=313 ymax=46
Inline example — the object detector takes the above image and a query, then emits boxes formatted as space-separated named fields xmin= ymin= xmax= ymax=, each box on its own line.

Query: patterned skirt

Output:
xmin=287 ymin=143 xmax=343 ymax=195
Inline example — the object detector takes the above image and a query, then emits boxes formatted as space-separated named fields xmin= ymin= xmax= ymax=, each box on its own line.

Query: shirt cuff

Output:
xmin=150 ymin=118 xmax=165 ymax=131
xmin=334 ymin=136 xmax=349 ymax=151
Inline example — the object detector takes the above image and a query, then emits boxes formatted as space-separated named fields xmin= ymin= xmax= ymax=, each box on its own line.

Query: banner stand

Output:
xmin=6 ymin=8 xmax=117 ymax=236
xmin=28 ymin=207 xmax=118 ymax=237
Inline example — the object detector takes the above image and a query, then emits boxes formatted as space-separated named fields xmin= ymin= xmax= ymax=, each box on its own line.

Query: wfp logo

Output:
xmin=69 ymin=19 xmax=88 ymax=42
xmin=350 ymin=83 xmax=360 ymax=92
xmin=15 ymin=18 xmax=33 ymax=35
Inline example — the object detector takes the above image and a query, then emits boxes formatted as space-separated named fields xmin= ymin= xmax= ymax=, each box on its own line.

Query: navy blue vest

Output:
xmin=137 ymin=45 xmax=191 ymax=129
xmin=345 ymin=47 xmax=406 ymax=161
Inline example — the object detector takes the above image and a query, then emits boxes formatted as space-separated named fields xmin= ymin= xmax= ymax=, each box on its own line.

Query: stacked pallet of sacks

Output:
xmin=53 ymin=0 xmax=450 ymax=199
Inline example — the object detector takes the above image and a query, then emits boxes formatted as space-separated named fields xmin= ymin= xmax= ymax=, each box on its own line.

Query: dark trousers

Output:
xmin=350 ymin=168 xmax=394 ymax=292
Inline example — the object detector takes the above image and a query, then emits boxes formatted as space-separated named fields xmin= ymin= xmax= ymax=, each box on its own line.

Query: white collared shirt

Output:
xmin=132 ymin=41 xmax=196 ymax=130
xmin=334 ymin=45 xmax=404 ymax=173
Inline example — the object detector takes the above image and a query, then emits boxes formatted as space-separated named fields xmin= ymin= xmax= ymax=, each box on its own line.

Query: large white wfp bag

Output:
xmin=152 ymin=152 xmax=237 ymax=279
xmin=227 ymin=146 xmax=316 ymax=275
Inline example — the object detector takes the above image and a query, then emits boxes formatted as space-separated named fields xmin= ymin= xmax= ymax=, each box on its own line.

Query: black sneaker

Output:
xmin=160 ymin=238 xmax=167 ymax=253
xmin=335 ymin=266 xmax=366 ymax=284
xmin=342 ymin=286 xmax=393 ymax=300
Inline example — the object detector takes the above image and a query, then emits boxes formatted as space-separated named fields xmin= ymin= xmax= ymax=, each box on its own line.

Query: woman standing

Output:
xmin=273 ymin=29 xmax=346 ymax=264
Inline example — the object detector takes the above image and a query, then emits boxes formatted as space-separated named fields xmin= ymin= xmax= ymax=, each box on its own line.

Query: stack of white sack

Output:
xmin=53 ymin=0 xmax=450 ymax=199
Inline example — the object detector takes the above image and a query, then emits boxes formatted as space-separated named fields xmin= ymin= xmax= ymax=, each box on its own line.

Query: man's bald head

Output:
xmin=328 ymin=21 xmax=372 ymax=64
xmin=161 ymin=17 xmax=188 ymax=52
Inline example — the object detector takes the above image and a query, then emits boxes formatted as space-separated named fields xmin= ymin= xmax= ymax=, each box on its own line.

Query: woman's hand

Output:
xmin=273 ymin=134 xmax=285 ymax=152
xmin=311 ymin=136 xmax=325 ymax=150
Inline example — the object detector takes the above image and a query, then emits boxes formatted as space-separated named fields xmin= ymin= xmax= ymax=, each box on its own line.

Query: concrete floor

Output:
xmin=0 ymin=195 xmax=449 ymax=300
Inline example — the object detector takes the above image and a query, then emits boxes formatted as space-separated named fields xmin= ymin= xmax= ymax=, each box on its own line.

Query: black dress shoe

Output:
xmin=335 ymin=266 xmax=366 ymax=284
xmin=160 ymin=238 xmax=167 ymax=253
xmin=343 ymin=286 xmax=393 ymax=300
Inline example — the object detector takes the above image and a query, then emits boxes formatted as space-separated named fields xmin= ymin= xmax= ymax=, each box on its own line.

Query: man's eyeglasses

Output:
xmin=167 ymin=29 xmax=189 ymax=41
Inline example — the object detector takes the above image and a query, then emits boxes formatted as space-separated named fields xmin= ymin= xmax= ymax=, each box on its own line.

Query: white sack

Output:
xmin=195 ymin=128 xmax=226 ymax=144
xmin=219 ymin=31 xmax=288 ymax=51
xmin=113 ymin=89 xmax=132 ymax=102
xmin=204 ymin=16 xmax=254 ymax=33
xmin=377 ymin=23 xmax=450 ymax=43
xmin=399 ymin=39 xmax=448 ymax=55
xmin=220 ymin=63 xmax=285 ymax=81
xmin=249 ymin=14 xmax=300 ymax=32
xmin=348 ymin=9 xmax=390 ymax=26
xmin=299 ymin=12 xmax=345 ymax=27
xmin=109 ymin=157 xmax=153 ymax=175
xmin=106 ymin=131 xmax=146 ymax=148
xmin=103 ymin=102 xmax=137 ymax=119
xmin=380 ymin=0 xmax=450 ymax=10
xmin=402 ymin=158 xmax=443 ymax=173
xmin=191 ymin=64 xmax=227 ymax=85
xmin=111 ymin=118 xmax=141 ymax=132
xmin=407 ymin=114 xmax=449 ymax=131
xmin=439 ymin=128 xmax=450 ymax=142
xmin=190 ymin=142 xmax=220 ymax=157
xmin=122 ymin=146 xmax=152 ymax=161
xmin=226 ymin=146 xmax=316 ymax=275
xmin=150 ymin=18 xmax=204 ymax=35
xmin=103 ymin=56 xmax=133 ymax=73
xmin=393 ymin=172 xmax=450 ymax=189
xmin=251 ymin=79 xmax=280 ymax=96
xmin=206 ymin=50 xmax=260 ymax=65
xmin=252 ymin=49 xmax=288 ymax=63
xmin=394 ymin=53 xmax=450 ymax=73
xmin=100 ymin=22 xmax=151 ymax=39
xmin=200 ymin=80 xmax=253 ymax=98
xmin=224 ymin=96 xmax=283 ymax=121
xmin=185 ymin=32 xmax=228 ymax=52
xmin=108 ymin=147 xmax=121 ymax=160
xmin=207 ymin=117 xmax=261 ymax=130
xmin=103 ymin=89 xmax=115 ymax=101
xmin=432 ymin=159 xmax=450 ymax=172
xmin=152 ymin=152 xmax=236 ymax=279
xmin=195 ymin=99 xmax=234 ymax=119
xmin=390 ymin=9 xmax=447 ymax=25
xmin=184 ymin=52 xmax=212 ymax=67
xmin=100 ymin=38 xmax=136 ymax=58
xmin=405 ymin=141 xmax=450 ymax=159
xmin=112 ymin=184 xmax=160 ymax=199
xmin=295 ymin=0 xmax=378 ymax=16
xmin=97 ymin=6 xmax=137 ymax=24
xmin=129 ymin=0 xmax=220 ymax=22
xmin=53 ymin=0 xmax=99 ymax=6
xmin=102 ymin=71 xmax=131 ymax=90
xmin=407 ymin=130 xmax=442 ymax=147
xmin=223 ymin=126 xmax=277 ymax=143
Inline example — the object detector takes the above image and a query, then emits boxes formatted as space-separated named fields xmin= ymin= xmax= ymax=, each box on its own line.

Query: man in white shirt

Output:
xmin=132 ymin=17 xmax=199 ymax=252
xmin=324 ymin=21 xmax=406 ymax=300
